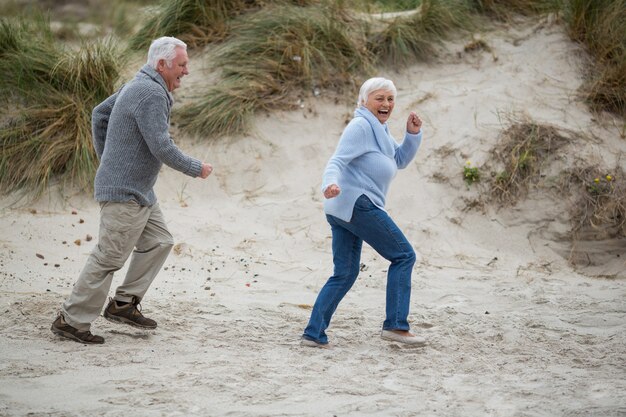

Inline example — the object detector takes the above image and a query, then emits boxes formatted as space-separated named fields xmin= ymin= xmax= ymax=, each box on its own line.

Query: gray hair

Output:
xmin=357 ymin=77 xmax=397 ymax=106
xmin=147 ymin=36 xmax=187 ymax=69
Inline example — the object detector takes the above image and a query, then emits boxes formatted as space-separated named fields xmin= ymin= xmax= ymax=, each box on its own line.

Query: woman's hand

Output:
xmin=324 ymin=184 xmax=341 ymax=199
xmin=407 ymin=111 xmax=422 ymax=134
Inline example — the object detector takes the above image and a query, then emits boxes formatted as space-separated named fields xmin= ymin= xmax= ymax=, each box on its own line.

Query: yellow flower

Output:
xmin=606 ymin=175 xmax=613 ymax=181
xmin=466 ymin=160 xmax=471 ymax=166
xmin=594 ymin=178 xmax=600 ymax=183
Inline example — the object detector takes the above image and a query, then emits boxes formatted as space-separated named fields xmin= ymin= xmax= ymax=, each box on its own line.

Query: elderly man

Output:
xmin=51 ymin=36 xmax=213 ymax=344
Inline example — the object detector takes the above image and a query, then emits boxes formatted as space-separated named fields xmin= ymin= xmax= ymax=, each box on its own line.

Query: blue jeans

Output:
xmin=303 ymin=194 xmax=416 ymax=344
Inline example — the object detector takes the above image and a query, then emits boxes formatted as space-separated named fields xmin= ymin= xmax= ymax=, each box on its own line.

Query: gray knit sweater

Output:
xmin=91 ymin=64 xmax=202 ymax=206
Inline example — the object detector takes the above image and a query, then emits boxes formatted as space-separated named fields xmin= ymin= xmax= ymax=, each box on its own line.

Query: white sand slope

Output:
xmin=0 ymin=17 xmax=625 ymax=417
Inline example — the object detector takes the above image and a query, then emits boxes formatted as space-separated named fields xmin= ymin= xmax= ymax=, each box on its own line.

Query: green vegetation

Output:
xmin=564 ymin=0 xmax=626 ymax=117
xmin=177 ymin=79 xmax=267 ymax=138
xmin=128 ymin=0 xmax=250 ymax=50
xmin=0 ymin=16 xmax=121 ymax=195
xmin=367 ymin=0 xmax=472 ymax=66
xmin=0 ymin=0 xmax=624 ymax=198
xmin=179 ymin=0 xmax=475 ymax=138
xmin=128 ymin=0 xmax=317 ymax=50
xmin=487 ymin=118 xmax=571 ymax=205
xmin=178 ymin=3 xmax=372 ymax=137
xmin=463 ymin=161 xmax=481 ymax=186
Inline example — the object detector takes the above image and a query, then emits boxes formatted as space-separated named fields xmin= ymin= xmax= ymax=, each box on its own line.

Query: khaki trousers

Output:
xmin=61 ymin=201 xmax=173 ymax=330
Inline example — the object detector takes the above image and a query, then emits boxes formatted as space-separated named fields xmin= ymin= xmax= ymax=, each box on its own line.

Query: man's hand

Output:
xmin=200 ymin=163 xmax=213 ymax=179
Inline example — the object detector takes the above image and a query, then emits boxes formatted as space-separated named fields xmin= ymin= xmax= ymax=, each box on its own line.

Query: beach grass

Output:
xmin=178 ymin=0 xmax=480 ymax=138
xmin=176 ymin=79 xmax=269 ymax=139
xmin=564 ymin=0 xmax=626 ymax=118
xmin=0 ymin=16 xmax=121 ymax=195
xmin=128 ymin=0 xmax=318 ymax=51
xmin=0 ymin=17 xmax=59 ymax=98
xmin=128 ymin=0 xmax=241 ymax=50
xmin=178 ymin=3 xmax=372 ymax=138
xmin=218 ymin=4 xmax=370 ymax=87
xmin=0 ymin=0 xmax=624 ymax=196
xmin=367 ymin=0 xmax=472 ymax=67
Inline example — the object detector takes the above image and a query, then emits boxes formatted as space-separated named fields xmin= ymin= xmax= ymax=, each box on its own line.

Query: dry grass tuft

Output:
xmin=564 ymin=166 xmax=626 ymax=240
xmin=464 ymin=37 xmax=491 ymax=53
xmin=487 ymin=117 xmax=571 ymax=205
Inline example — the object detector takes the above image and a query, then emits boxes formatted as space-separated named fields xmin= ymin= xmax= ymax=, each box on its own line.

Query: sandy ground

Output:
xmin=1 ymin=17 xmax=625 ymax=417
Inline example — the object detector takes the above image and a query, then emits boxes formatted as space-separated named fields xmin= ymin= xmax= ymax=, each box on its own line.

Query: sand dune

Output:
xmin=0 ymin=17 xmax=625 ymax=417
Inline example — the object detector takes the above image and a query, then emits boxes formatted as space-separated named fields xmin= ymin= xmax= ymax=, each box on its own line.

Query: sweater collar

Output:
xmin=139 ymin=64 xmax=173 ymax=104
xmin=354 ymin=106 xmax=395 ymax=157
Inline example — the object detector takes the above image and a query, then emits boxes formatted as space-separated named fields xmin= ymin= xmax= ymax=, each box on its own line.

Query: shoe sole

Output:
xmin=381 ymin=332 xmax=427 ymax=347
xmin=50 ymin=325 xmax=104 ymax=344
xmin=103 ymin=312 xmax=157 ymax=329
xmin=300 ymin=338 xmax=331 ymax=349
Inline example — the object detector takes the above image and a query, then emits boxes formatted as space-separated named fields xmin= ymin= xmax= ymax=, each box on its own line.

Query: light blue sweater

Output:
xmin=322 ymin=106 xmax=422 ymax=222
xmin=91 ymin=65 xmax=203 ymax=206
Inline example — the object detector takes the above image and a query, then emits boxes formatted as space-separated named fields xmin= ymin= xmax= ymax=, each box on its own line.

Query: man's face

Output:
xmin=157 ymin=47 xmax=189 ymax=92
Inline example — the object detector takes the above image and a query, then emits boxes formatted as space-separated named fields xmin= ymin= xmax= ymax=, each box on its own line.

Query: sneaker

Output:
xmin=51 ymin=314 xmax=104 ymax=344
xmin=103 ymin=297 xmax=157 ymax=329
xmin=300 ymin=337 xmax=331 ymax=349
xmin=381 ymin=330 xmax=426 ymax=346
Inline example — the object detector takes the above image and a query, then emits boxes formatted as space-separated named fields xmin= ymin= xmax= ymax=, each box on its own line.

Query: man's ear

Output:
xmin=156 ymin=59 xmax=165 ymax=73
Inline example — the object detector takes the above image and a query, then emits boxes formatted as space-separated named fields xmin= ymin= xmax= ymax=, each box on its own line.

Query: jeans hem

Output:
xmin=302 ymin=334 xmax=328 ymax=345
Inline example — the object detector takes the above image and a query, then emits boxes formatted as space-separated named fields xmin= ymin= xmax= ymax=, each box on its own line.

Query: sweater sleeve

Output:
xmin=321 ymin=120 xmax=368 ymax=192
xmin=134 ymin=92 xmax=202 ymax=178
xmin=91 ymin=92 xmax=118 ymax=159
xmin=394 ymin=130 xmax=422 ymax=169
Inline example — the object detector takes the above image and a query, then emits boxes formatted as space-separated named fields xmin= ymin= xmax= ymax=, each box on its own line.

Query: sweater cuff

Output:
xmin=321 ymin=178 xmax=337 ymax=194
xmin=406 ymin=130 xmax=422 ymax=140
xmin=188 ymin=158 xmax=203 ymax=178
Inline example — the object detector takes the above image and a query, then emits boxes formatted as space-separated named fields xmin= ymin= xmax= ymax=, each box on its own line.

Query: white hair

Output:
xmin=147 ymin=36 xmax=187 ymax=69
xmin=357 ymin=77 xmax=397 ymax=106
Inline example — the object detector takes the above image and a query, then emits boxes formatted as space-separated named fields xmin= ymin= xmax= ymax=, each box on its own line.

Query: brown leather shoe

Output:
xmin=103 ymin=297 xmax=157 ymax=329
xmin=51 ymin=314 xmax=104 ymax=344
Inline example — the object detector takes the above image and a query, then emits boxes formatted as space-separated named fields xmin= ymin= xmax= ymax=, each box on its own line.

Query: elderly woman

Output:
xmin=302 ymin=77 xmax=425 ymax=348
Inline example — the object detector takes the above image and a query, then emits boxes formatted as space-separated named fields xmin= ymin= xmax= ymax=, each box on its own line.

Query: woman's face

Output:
xmin=364 ymin=89 xmax=395 ymax=124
